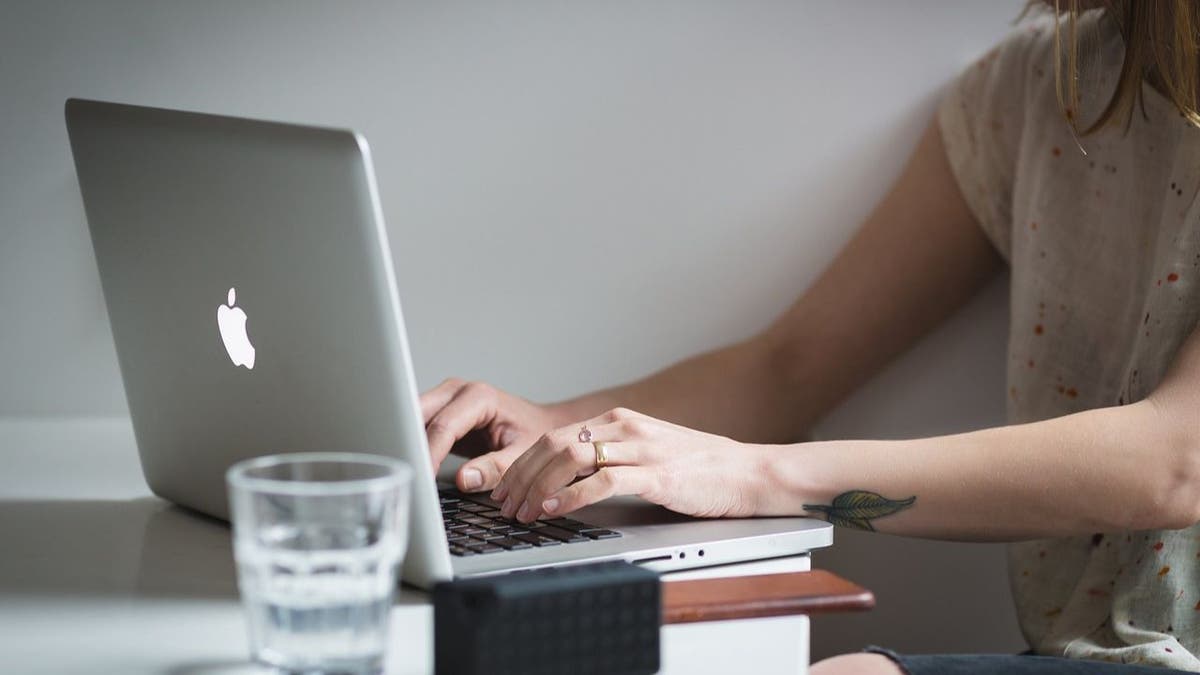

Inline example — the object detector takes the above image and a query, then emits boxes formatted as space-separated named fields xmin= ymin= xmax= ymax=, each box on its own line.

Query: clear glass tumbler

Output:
xmin=226 ymin=452 xmax=413 ymax=675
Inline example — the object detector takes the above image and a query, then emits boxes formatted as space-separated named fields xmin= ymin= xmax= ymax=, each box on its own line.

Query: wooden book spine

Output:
xmin=661 ymin=569 xmax=875 ymax=625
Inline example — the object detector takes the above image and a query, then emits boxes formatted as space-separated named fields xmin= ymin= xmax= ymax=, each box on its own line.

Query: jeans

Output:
xmin=866 ymin=646 xmax=1195 ymax=674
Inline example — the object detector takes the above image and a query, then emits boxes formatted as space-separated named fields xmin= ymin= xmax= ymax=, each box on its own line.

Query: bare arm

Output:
xmin=495 ymin=320 xmax=1200 ymax=537
xmin=759 ymin=323 xmax=1200 ymax=539
xmin=553 ymin=119 xmax=1002 ymax=443
xmin=482 ymin=115 xmax=1200 ymax=537
xmin=426 ymin=115 xmax=1001 ymax=492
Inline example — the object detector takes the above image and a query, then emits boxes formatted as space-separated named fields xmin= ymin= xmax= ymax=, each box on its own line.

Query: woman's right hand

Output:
xmin=420 ymin=378 xmax=565 ymax=493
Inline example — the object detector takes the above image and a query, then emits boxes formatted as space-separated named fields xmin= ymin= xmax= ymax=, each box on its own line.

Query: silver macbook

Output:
xmin=65 ymin=98 xmax=831 ymax=589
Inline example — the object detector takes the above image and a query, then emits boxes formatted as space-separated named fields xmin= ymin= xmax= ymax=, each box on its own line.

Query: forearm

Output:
xmin=760 ymin=399 xmax=1200 ymax=540
xmin=553 ymin=120 xmax=1002 ymax=443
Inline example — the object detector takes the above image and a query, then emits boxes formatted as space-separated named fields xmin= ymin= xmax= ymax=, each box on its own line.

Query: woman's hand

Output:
xmin=491 ymin=407 xmax=769 ymax=523
xmin=421 ymin=379 xmax=566 ymax=493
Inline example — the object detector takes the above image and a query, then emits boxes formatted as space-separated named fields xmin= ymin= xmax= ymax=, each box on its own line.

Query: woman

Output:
xmin=421 ymin=3 xmax=1200 ymax=672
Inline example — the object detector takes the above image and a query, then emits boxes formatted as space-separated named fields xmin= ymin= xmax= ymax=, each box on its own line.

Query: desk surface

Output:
xmin=0 ymin=418 xmax=828 ymax=675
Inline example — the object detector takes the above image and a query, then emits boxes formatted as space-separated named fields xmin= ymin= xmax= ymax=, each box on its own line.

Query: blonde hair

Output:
xmin=1046 ymin=0 xmax=1200 ymax=134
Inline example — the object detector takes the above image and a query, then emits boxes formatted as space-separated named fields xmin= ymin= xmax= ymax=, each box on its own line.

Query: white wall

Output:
xmin=0 ymin=0 xmax=1026 ymax=659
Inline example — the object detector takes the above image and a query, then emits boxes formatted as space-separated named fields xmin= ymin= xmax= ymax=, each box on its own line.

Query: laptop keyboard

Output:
xmin=439 ymin=487 xmax=621 ymax=556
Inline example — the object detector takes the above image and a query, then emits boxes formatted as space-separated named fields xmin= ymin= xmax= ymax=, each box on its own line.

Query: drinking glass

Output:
xmin=226 ymin=452 xmax=413 ymax=675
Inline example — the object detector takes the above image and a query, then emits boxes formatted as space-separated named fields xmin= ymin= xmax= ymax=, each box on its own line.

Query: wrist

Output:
xmin=742 ymin=443 xmax=795 ymax=516
xmin=749 ymin=441 xmax=831 ymax=517
xmin=741 ymin=443 xmax=776 ymax=516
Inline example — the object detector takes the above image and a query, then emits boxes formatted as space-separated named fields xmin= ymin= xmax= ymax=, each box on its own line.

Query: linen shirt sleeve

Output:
xmin=937 ymin=26 xmax=1042 ymax=263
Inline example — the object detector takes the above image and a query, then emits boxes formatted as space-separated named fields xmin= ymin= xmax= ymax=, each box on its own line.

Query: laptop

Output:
xmin=64 ymin=98 xmax=832 ymax=589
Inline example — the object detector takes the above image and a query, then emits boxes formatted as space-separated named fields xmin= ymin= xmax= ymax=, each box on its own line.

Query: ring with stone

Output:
xmin=578 ymin=425 xmax=592 ymax=443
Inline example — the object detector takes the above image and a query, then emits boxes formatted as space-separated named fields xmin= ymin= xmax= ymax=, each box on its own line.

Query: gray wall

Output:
xmin=0 ymin=0 xmax=1027 ymax=659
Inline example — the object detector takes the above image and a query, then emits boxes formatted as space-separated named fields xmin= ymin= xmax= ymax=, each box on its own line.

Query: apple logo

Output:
xmin=216 ymin=287 xmax=255 ymax=369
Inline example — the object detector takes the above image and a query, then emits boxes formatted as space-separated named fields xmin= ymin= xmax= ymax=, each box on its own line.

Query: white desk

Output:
xmin=0 ymin=418 xmax=825 ymax=675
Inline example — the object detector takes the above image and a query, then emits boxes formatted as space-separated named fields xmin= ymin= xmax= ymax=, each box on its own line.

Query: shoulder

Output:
xmin=944 ymin=9 xmax=1124 ymax=149
xmin=971 ymin=16 xmax=1052 ymax=84
xmin=962 ymin=11 xmax=1121 ymax=102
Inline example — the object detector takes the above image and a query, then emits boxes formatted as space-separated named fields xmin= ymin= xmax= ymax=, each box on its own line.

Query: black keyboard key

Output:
xmin=478 ymin=531 xmax=507 ymax=541
xmin=458 ymin=503 xmax=490 ymax=513
xmin=536 ymin=525 xmax=589 ymax=543
xmin=545 ymin=518 xmax=591 ymax=531
xmin=479 ymin=509 xmax=503 ymax=518
xmin=492 ymin=537 xmax=533 ymax=550
xmin=490 ymin=519 xmax=526 ymax=530
xmin=447 ymin=533 xmax=470 ymax=543
xmin=448 ymin=545 xmax=476 ymax=557
xmin=446 ymin=523 xmax=470 ymax=532
xmin=582 ymin=529 xmax=621 ymax=539
xmin=461 ymin=527 xmax=487 ymax=536
xmin=488 ymin=524 xmax=515 ymax=534
xmin=467 ymin=542 xmax=504 ymax=554
xmin=512 ymin=532 xmax=562 ymax=547
xmin=439 ymin=496 xmax=461 ymax=505
xmin=459 ymin=515 xmax=491 ymax=526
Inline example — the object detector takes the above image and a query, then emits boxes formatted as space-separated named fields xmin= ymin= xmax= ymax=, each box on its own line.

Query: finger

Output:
xmin=568 ymin=419 xmax=646 ymax=444
xmin=456 ymin=444 xmax=524 ymax=493
xmin=495 ymin=414 xmax=645 ymax=511
xmin=491 ymin=422 xmax=585 ymax=503
xmin=425 ymin=385 xmax=496 ymax=470
xmin=419 ymin=378 xmax=466 ymax=422
xmin=514 ymin=441 xmax=642 ymax=522
xmin=492 ymin=430 xmax=564 ymax=515
xmin=540 ymin=467 xmax=656 ymax=517
xmin=575 ymin=408 xmax=659 ymax=443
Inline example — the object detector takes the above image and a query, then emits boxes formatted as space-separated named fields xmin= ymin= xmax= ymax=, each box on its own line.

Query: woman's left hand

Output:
xmin=489 ymin=407 xmax=769 ymax=523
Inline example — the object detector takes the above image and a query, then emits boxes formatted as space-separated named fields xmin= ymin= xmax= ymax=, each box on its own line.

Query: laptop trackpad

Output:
xmin=573 ymin=496 xmax=694 ymax=529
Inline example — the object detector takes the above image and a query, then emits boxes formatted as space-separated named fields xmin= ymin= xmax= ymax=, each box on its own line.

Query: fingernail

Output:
xmin=501 ymin=496 xmax=515 ymax=518
xmin=516 ymin=501 xmax=532 ymax=522
xmin=461 ymin=468 xmax=482 ymax=491
xmin=491 ymin=485 xmax=508 ymax=502
xmin=542 ymin=497 xmax=559 ymax=514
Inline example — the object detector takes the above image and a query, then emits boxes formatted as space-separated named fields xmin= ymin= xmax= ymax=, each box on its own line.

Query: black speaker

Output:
xmin=433 ymin=560 xmax=661 ymax=675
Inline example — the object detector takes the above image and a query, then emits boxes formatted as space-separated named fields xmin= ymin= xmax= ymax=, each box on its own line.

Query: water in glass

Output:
xmin=227 ymin=453 xmax=411 ymax=675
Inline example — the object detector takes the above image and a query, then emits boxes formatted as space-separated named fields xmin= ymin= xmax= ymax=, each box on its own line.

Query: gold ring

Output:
xmin=593 ymin=441 xmax=609 ymax=470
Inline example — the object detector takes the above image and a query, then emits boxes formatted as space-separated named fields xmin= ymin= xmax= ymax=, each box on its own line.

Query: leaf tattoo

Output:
xmin=803 ymin=490 xmax=916 ymax=531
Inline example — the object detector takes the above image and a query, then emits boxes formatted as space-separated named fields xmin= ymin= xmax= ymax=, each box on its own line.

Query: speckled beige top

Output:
xmin=938 ymin=9 xmax=1200 ymax=671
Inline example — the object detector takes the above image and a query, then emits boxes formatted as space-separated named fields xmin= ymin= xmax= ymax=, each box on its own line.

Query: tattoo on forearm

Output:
xmin=803 ymin=490 xmax=916 ymax=531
